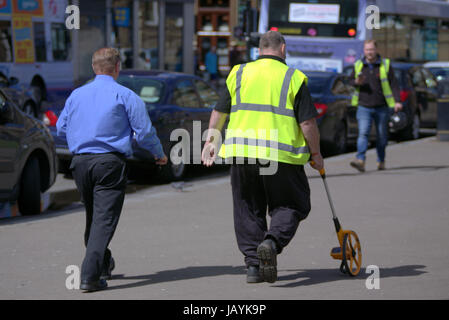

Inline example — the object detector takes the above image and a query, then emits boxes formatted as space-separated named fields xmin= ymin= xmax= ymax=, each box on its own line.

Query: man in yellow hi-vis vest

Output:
xmin=349 ymin=40 xmax=402 ymax=172
xmin=201 ymin=31 xmax=323 ymax=284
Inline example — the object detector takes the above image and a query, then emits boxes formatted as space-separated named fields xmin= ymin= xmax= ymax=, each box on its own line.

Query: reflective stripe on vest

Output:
xmin=218 ymin=59 xmax=310 ymax=165
xmin=351 ymin=58 xmax=396 ymax=108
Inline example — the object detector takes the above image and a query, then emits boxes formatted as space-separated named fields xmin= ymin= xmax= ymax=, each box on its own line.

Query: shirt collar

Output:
xmin=257 ymin=55 xmax=287 ymax=65
xmin=94 ymin=74 xmax=115 ymax=82
xmin=362 ymin=55 xmax=381 ymax=65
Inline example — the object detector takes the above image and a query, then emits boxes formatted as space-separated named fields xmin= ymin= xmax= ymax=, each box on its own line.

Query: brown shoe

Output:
xmin=377 ymin=162 xmax=385 ymax=170
xmin=350 ymin=159 xmax=365 ymax=172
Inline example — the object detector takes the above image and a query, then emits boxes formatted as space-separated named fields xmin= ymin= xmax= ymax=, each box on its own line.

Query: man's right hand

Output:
xmin=310 ymin=153 xmax=324 ymax=171
xmin=155 ymin=155 xmax=168 ymax=165
xmin=354 ymin=74 xmax=366 ymax=86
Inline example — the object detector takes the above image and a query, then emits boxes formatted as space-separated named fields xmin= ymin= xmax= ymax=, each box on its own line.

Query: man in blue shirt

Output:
xmin=57 ymin=48 xmax=167 ymax=292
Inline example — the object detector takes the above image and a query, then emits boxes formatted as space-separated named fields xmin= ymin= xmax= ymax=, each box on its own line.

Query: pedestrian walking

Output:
xmin=349 ymin=40 xmax=403 ymax=172
xmin=205 ymin=46 xmax=219 ymax=86
xmin=201 ymin=31 xmax=323 ymax=284
xmin=56 ymin=48 xmax=167 ymax=292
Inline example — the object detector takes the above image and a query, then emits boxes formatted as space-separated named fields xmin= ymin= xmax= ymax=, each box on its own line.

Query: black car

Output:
xmin=305 ymin=71 xmax=354 ymax=156
xmin=0 ymin=73 xmax=40 ymax=118
xmin=0 ymin=89 xmax=58 ymax=215
xmin=45 ymin=70 xmax=220 ymax=182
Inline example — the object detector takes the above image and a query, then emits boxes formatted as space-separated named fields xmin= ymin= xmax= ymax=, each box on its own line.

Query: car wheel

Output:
xmin=399 ymin=112 xmax=420 ymax=141
xmin=18 ymin=157 xmax=41 ymax=215
xmin=333 ymin=121 xmax=347 ymax=155
xmin=158 ymin=143 xmax=187 ymax=182
xmin=23 ymin=102 xmax=37 ymax=118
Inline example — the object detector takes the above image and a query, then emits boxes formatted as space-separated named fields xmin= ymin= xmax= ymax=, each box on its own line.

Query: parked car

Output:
xmin=305 ymin=71 xmax=355 ymax=156
xmin=0 ymin=72 xmax=40 ymax=118
xmin=44 ymin=70 xmax=220 ymax=182
xmin=0 ymin=89 xmax=58 ymax=215
xmin=423 ymin=61 xmax=449 ymax=82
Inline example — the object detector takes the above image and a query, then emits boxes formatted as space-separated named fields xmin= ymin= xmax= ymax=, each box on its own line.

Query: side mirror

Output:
xmin=8 ymin=77 xmax=19 ymax=86
xmin=0 ymin=101 xmax=11 ymax=121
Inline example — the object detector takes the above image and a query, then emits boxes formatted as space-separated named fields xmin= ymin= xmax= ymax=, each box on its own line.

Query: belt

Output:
xmin=75 ymin=152 xmax=125 ymax=158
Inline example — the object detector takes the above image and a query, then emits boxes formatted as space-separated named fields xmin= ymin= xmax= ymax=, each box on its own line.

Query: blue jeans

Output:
xmin=356 ymin=106 xmax=390 ymax=163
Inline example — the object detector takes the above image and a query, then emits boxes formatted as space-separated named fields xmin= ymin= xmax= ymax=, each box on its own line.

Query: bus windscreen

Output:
xmin=269 ymin=0 xmax=358 ymax=38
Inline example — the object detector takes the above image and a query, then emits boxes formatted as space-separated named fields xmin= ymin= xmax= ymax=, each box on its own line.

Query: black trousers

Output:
xmin=70 ymin=153 xmax=127 ymax=282
xmin=230 ymin=162 xmax=311 ymax=267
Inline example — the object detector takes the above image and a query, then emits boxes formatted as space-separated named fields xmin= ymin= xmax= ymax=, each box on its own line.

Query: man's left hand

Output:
xmin=394 ymin=102 xmax=403 ymax=113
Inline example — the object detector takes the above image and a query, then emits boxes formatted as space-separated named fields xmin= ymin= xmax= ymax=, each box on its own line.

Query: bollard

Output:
xmin=437 ymin=80 xmax=449 ymax=141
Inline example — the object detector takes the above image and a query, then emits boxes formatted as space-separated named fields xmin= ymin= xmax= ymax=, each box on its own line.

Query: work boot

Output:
xmin=246 ymin=265 xmax=263 ymax=283
xmin=377 ymin=162 xmax=385 ymax=171
xmin=350 ymin=159 xmax=365 ymax=172
xmin=100 ymin=257 xmax=115 ymax=280
xmin=257 ymin=239 xmax=278 ymax=283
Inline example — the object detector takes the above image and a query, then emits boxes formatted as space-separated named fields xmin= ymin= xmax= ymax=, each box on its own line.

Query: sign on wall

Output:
xmin=13 ymin=0 xmax=43 ymax=16
xmin=12 ymin=15 xmax=35 ymax=63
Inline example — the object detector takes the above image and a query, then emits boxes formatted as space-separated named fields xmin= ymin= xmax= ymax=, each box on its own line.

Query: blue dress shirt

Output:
xmin=56 ymin=75 xmax=164 ymax=159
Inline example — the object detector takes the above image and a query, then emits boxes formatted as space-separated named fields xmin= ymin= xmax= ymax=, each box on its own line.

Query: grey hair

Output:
xmin=259 ymin=30 xmax=285 ymax=51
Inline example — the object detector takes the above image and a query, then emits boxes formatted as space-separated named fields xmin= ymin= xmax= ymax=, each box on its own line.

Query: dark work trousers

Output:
xmin=230 ymin=162 xmax=311 ymax=267
xmin=70 ymin=153 xmax=128 ymax=282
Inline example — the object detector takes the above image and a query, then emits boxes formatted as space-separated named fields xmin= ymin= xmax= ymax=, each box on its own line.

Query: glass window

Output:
xmin=33 ymin=22 xmax=46 ymax=62
xmin=117 ymin=76 xmax=165 ymax=104
xmin=200 ymin=0 xmax=229 ymax=7
xmin=172 ymin=80 xmax=200 ymax=108
xmin=139 ymin=1 xmax=159 ymax=70
xmin=194 ymin=79 xmax=219 ymax=108
xmin=268 ymin=0 xmax=358 ymax=37
xmin=0 ymin=21 xmax=12 ymax=63
xmin=51 ymin=23 xmax=69 ymax=61
xmin=165 ymin=3 xmax=183 ymax=72
xmin=306 ymin=74 xmax=332 ymax=95
xmin=112 ymin=0 xmax=133 ymax=69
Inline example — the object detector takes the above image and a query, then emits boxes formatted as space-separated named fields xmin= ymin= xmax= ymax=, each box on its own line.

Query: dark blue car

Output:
xmin=44 ymin=70 xmax=220 ymax=181
xmin=305 ymin=71 xmax=355 ymax=156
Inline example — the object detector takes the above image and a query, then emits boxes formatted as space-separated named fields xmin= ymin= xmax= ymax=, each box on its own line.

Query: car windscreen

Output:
xmin=305 ymin=74 xmax=332 ymax=94
xmin=117 ymin=76 xmax=165 ymax=104
xmin=427 ymin=67 xmax=449 ymax=81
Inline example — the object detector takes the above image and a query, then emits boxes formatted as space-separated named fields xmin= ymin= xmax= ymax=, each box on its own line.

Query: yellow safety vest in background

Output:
xmin=218 ymin=58 xmax=310 ymax=165
xmin=351 ymin=58 xmax=396 ymax=108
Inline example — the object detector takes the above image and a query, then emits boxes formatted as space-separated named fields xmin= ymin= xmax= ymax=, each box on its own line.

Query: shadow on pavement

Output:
xmin=106 ymin=265 xmax=246 ymax=291
xmin=309 ymin=165 xmax=449 ymax=180
xmin=273 ymin=265 xmax=427 ymax=288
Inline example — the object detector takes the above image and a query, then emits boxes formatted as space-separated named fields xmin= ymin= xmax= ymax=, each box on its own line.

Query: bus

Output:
xmin=258 ymin=0 xmax=449 ymax=72
xmin=0 ymin=0 xmax=72 ymax=106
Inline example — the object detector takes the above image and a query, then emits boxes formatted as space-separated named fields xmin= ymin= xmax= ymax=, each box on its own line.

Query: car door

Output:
xmin=0 ymin=92 xmax=23 ymax=196
xmin=411 ymin=67 xmax=438 ymax=127
xmin=171 ymin=79 xmax=202 ymax=162
xmin=421 ymin=67 xmax=439 ymax=126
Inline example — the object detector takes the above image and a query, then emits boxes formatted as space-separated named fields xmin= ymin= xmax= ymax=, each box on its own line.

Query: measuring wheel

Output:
xmin=340 ymin=231 xmax=362 ymax=276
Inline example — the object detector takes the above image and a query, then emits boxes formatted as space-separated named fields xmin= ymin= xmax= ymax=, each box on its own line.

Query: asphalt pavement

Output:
xmin=0 ymin=136 xmax=448 ymax=300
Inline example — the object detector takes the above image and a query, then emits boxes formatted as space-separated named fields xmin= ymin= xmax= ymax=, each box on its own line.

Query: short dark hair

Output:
xmin=259 ymin=30 xmax=285 ymax=51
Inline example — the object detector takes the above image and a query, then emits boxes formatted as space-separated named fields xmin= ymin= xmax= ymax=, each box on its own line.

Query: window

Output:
xmin=194 ymin=79 xmax=219 ymax=108
xmin=51 ymin=23 xmax=70 ymax=61
xmin=172 ymin=80 xmax=200 ymax=108
xmin=33 ymin=22 xmax=46 ymax=62
xmin=0 ymin=21 xmax=12 ymax=62
xmin=117 ymin=76 xmax=165 ymax=104
xmin=268 ymin=0 xmax=358 ymax=37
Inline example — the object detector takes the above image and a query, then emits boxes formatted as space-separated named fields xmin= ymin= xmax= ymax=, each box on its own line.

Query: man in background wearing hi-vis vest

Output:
xmin=201 ymin=31 xmax=323 ymax=284
xmin=349 ymin=39 xmax=402 ymax=172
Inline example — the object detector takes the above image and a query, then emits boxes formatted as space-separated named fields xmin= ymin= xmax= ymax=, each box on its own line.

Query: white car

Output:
xmin=423 ymin=61 xmax=449 ymax=82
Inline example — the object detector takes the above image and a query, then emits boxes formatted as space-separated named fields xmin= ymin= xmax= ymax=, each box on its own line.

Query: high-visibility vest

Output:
xmin=351 ymin=58 xmax=396 ymax=108
xmin=218 ymin=58 xmax=310 ymax=165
